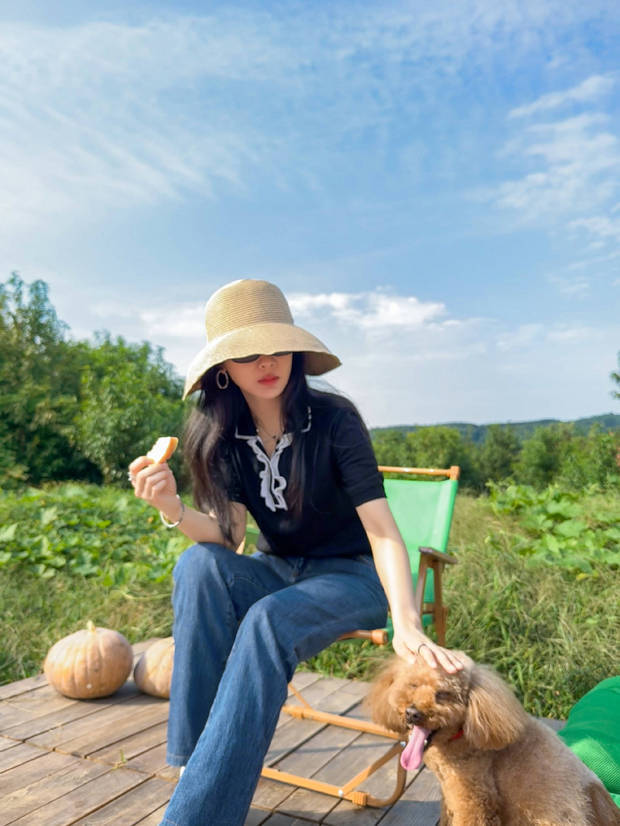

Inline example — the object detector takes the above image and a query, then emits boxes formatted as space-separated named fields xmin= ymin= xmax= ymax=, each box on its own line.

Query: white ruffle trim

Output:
xmin=234 ymin=431 xmax=292 ymax=512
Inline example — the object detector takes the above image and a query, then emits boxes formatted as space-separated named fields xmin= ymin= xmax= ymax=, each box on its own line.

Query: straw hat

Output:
xmin=183 ymin=279 xmax=341 ymax=398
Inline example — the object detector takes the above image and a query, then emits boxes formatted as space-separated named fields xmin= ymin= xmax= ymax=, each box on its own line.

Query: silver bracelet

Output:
xmin=160 ymin=495 xmax=185 ymax=528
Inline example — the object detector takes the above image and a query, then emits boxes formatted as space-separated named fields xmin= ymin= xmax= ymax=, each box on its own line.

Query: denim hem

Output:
xmin=166 ymin=752 xmax=189 ymax=767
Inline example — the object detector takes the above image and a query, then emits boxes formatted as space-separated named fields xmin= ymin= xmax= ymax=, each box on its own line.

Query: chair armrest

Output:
xmin=418 ymin=546 xmax=458 ymax=565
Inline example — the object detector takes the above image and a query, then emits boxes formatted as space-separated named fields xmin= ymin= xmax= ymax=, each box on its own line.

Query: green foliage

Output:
xmin=513 ymin=424 xmax=567 ymax=488
xmin=1 ymin=483 xmax=619 ymax=719
xmin=443 ymin=494 xmax=619 ymax=718
xmin=371 ymin=413 xmax=620 ymax=445
xmin=0 ymin=273 xmax=95 ymax=484
xmin=305 ymin=491 xmax=620 ymax=718
xmin=1 ymin=569 xmax=172 ymax=684
xmin=479 ymin=424 xmax=520 ymax=483
xmin=77 ymin=333 xmax=185 ymax=484
xmin=487 ymin=482 xmax=620 ymax=576
xmin=0 ymin=484 xmax=188 ymax=584
xmin=372 ymin=421 xmax=619 ymax=492
xmin=373 ymin=425 xmax=482 ymax=490
xmin=0 ymin=272 xmax=186 ymax=487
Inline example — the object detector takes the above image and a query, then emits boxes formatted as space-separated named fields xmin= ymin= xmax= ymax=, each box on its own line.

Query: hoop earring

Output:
xmin=216 ymin=369 xmax=230 ymax=390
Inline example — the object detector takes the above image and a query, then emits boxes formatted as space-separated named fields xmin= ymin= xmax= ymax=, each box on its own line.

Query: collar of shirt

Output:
xmin=233 ymin=405 xmax=312 ymax=513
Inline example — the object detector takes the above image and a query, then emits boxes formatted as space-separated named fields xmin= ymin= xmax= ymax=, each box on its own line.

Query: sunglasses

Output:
xmin=231 ymin=351 xmax=292 ymax=364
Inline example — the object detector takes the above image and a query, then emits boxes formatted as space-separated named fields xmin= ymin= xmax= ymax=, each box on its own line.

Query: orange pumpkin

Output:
xmin=133 ymin=637 xmax=174 ymax=698
xmin=43 ymin=621 xmax=133 ymax=699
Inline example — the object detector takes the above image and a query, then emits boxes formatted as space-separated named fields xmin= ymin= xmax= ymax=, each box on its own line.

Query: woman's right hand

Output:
xmin=128 ymin=456 xmax=179 ymax=519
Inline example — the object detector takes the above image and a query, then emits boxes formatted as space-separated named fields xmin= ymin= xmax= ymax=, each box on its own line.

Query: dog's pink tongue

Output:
xmin=400 ymin=726 xmax=431 ymax=772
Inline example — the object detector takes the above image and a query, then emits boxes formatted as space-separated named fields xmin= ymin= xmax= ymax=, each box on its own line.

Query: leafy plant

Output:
xmin=0 ymin=484 xmax=189 ymax=583
xmin=486 ymin=482 xmax=620 ymax=576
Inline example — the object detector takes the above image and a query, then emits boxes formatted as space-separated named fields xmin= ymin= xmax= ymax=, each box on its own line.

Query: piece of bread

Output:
xmin=146 ymin=436 xmax=178 ymax=464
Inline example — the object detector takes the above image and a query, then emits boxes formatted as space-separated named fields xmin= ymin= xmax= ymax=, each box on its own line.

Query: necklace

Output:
xmin=254 ymin=419 xmax=282 ymax=443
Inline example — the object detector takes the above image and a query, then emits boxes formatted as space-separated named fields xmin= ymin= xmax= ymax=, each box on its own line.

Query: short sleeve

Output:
xmin=330 ymin=407 xmax=385 ymax=507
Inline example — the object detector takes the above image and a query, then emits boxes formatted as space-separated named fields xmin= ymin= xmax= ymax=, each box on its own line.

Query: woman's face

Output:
xmin=223 ymin=352 xmax=293 ymax=405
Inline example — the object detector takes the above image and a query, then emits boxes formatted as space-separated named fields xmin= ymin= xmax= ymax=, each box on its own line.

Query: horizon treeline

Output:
xmin=2 ymin=272 xmax=619 ymax=493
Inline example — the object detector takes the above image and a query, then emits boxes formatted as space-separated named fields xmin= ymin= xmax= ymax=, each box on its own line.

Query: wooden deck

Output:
xmin=0 ymin=641 xmax=448 ymax=826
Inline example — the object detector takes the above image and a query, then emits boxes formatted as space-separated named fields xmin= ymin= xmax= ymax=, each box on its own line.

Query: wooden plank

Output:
xmin=253 ymin=705 xmax=365 ymax=810
xmin=26 ymin=694 xmax=165 ymax=752
xmin=0 ymin=750 xmax=75 ymax=796
xmin=51 ymin=702 xmax=169 ymax=759
xmin=0 ymin=755 xmax=110 ymax=826
xmin=288 ymin=671 xmax=323 ymax=692
xmin=2 ymin=682 xmax=141 ymax=741
xmin=0 ymin=741 xmax=46 ymax=773
xmin=277 ymin=730 xmax=399 ymax=821
xmin=266 ymin=678 xmax=363 ymax=764
xmin=0 ymin=735 xmax=18 ymax=751
xmin=124 ymin=741 xmax=174 ymax=778
xmin=372 ymin=767 xmax=441 ymax=826
xmin=71 ymin=776 xmax=173 ymax=825
xmin=322 ymin=761 xmax=414 ymax=825
xmin=243 ymin=807 xmax=274 ymax=826
xmin=7 ymin=766 xmax=148 ymax=826
xmin=133 ymin=804 xmax=169 ymax=825
xmin=88 ymin=720 xmax=168 ymax=767
xmin=0 ymin=673 xmax=47 ymax=701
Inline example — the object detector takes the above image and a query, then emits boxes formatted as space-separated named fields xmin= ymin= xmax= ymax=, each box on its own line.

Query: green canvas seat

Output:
xmin=379 ymin=466 xmax=459 ymax=644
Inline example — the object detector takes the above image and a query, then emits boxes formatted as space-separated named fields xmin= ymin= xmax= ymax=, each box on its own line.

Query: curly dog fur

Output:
xmin=367 ymin=653 xmax=619 ymax=826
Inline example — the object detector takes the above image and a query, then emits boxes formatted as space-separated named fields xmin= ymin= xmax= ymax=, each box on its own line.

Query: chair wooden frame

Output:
xmin=259 ymin=465 xmax=460 ymax=807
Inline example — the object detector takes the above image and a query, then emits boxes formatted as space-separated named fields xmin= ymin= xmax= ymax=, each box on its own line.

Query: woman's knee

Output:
xmin=172 ymin=542 xmax=231 ymax=588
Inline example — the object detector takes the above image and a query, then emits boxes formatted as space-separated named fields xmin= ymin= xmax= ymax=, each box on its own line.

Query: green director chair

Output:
xmin=259 ymin=465 xmax=461 ymax=808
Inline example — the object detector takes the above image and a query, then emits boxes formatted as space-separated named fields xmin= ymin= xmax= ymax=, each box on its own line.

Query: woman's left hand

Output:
xmin=392 ymin=620 xmax=465 ymax=673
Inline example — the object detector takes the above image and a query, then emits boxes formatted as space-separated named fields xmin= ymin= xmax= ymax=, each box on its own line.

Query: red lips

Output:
xmin=258 ymin=375 xmax=278 ymax=384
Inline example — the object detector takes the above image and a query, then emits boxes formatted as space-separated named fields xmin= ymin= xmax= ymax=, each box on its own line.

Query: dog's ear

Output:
xmin=365 ymin=658 xmax=408 ymax=735
xmin=464 ymin=665 xmax=528 ymax=750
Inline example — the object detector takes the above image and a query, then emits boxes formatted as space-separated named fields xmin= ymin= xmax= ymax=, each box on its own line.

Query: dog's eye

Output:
xmin=435 ymin=691 xmax=454 ymax=704
xmin=408 ymin=683 xmax=418 ymax=690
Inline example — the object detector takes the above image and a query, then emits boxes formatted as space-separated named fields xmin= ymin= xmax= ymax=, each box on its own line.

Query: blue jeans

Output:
xmin=160 ymin=543 xmax=388 ymax=826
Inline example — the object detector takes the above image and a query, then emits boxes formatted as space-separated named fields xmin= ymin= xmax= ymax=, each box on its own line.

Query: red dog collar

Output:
xmin=449 ymin=728 xmax=464 ymax=742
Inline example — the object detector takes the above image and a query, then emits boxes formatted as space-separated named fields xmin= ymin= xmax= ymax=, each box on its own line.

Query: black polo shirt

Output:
xmin=223 ymin=394 xmax=385 ymax=558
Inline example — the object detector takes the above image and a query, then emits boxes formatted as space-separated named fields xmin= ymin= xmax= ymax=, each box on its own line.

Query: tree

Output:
xmin=76 ymin=333 xmax=185 ymax=484
xmin=405 ymin=426 xmax=482 ymax=490
xmin=0 ymin=273 xmax=95 ymax=484
xmin=479 ymin=425 xmax=520 ymax=483
xmin=372 ymin=429 xmax=411 ymax=467
xmin=612 ymin=352 xmax=620 ymax=399
xmin=514 ymin=424 xmax=570 ymax=488
xmin=558 ymin=425 xmax=620 ymax=489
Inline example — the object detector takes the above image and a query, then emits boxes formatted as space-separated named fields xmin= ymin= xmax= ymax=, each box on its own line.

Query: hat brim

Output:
xmin=183 ymin=322 xmax=341 ymax=398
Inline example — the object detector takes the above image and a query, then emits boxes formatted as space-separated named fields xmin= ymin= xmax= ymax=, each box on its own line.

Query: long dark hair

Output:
xmin=183 ymin=353 xmax=312 ymax=546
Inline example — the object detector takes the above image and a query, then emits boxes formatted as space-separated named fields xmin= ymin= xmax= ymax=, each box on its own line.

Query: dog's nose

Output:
xmin=405 ymin=706 xmax=425 ymax=726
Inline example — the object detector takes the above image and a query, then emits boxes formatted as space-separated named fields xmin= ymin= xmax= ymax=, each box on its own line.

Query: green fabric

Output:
xmin=382 ymin=477 xmax=458 ymax=635
xmin=557 ymin=676 xmax=620 ymax=807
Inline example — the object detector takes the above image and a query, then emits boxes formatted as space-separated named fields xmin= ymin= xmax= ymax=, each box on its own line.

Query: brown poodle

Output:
xmin=367 ymin=653 xmax=619 ymax=826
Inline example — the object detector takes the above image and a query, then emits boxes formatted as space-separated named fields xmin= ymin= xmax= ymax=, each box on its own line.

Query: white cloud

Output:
xmin=570 ymin=215 xmax=620 ymax=244
xmin=290 ymin=290 xmax=446 ymax=330
xmin=546 ymin=273 xmax=590 ymax=297
xmin=1 ymin=2 xmax=614 ymax=238
xmin=509 ymin=74 xmax=615 ymax=119
xmin=497 ymin=324 xmax=544 ymax=351
xmin=496 ymin=114 xmax=620 ymax=219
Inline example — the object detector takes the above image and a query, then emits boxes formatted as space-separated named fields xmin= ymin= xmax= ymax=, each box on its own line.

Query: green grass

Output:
xmin=1 ymin=484 xmax=618 ymax=720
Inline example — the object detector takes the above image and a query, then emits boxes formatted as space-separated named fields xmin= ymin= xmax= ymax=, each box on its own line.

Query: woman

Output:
xmin=129 ymin=279 xmax=463 ymax=826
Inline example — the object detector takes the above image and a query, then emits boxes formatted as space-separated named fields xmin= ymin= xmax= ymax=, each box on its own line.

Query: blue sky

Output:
xmin=2 ymin=0 xmax=619 ymax=427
